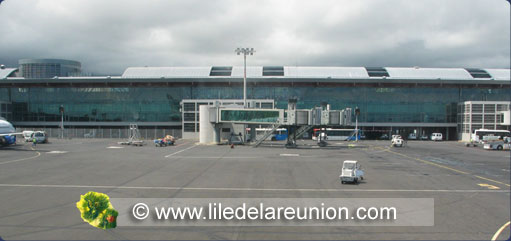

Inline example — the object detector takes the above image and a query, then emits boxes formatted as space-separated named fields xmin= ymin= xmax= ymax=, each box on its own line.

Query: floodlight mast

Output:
xmin=235 ymin=47 xmax=255 ymax=108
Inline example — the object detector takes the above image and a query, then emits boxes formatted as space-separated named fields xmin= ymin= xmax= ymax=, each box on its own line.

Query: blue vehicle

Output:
xmin=273 ymin=129 xmax=288 ymax=141
xmin=255 ymin=128 xmax=288 ymax=141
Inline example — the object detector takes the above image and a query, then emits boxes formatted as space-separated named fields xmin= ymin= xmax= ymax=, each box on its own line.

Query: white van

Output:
xmin=23 ymin=131 xmax=34 ymax=142
xmin=431 ymin=133 xmax=443 ymax=141
xmin=31 ymin=131 xmax=48 ymax=143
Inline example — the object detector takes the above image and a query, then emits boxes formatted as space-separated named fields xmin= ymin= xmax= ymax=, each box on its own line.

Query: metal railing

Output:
xmin=15 ymin=127 xmax=182 ymax=140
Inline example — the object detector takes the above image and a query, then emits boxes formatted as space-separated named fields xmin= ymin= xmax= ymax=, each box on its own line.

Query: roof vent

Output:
xmin=365 ymin=67 xmax=389 ymax=77
xmin=210 ymin=66 xmax=232 ymax=76
xmin=263 ymin=66 xmax=284 ymax=76
xmin=465 ymin=68 xmax=491 ymax=78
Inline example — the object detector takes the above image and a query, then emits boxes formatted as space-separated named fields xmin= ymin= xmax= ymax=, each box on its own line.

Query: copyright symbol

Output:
xmin=132 ymin=203 xmax=149 ymax=220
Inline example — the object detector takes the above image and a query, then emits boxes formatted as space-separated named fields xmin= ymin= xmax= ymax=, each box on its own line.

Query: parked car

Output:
xmin=431 ymin=133 xmax=443 ymax=141
xmin=379 ymin=134 xmax=389 ymax=140
xmin=339 ymin=160 xmax=364 ymax=184
xmin=407 ymin=133 xmax=417 ymax=140
xmin=420 ymin=135 xmax=429 ymax=140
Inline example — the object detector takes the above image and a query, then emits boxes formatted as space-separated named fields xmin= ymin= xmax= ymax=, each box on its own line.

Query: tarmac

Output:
xmin=0 ymin=138 xmax=509 ymax=240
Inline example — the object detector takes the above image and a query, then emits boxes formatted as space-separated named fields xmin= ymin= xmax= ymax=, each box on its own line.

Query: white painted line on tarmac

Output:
xmin=167 ymin=156 xmax=259 ymax=159
xmin=47 ymin=151 xmax=68 ymax=154
xmin=377 ymin=146 xmax=511 ymax=187
xmin=0 ymin=183 xmax=509 ymax=193
xmin=280 ymin=154 xmax=300 ymax=157
xmin=164 ymin=144 xmax=197 ymax=158
xmin=107 ymin=146 xmax=124 ymax=149
xmin=491 ymin=221 xmax=510 ymax=241
xmin=166 ymin=155 xmax=350 ymax=159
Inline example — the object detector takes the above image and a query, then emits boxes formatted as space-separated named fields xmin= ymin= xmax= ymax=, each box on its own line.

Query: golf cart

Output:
xmin=340 ymin=160 xmax=364 ymax=184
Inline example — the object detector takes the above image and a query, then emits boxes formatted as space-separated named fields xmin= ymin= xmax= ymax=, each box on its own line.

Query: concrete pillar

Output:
xmin=199 ymin=105 xmax=219 ymax=144
xmin=249 ymin=125 xmax=256 ymax=142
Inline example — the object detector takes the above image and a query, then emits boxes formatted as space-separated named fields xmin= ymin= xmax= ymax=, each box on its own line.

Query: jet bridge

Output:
xmin=199 ymin=101 xmax=353 ymax=146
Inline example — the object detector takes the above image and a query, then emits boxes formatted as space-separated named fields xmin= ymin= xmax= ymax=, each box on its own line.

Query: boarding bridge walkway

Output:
xmin=199 ymin=104 xmax=353 ymax=145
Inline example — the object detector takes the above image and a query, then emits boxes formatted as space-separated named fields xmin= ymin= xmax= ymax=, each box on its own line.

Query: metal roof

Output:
xmin=121 ymin=66 xmax=509 ymax=80
xmin=285 ymin=67 xmax=369 ymax=78
xmin=2 ymin=67 xmax=508 ymax=88
xmin=0 ymin=68 xmax=17 ymax=79
xmin=385 ymin=67 xmax=473 ymax=79
xmin=231 ymin=66 xmax=263 ymax=77
xmin=122 ymin=67 xmax=211 ymax=78
xmin=485 ymin=69 xmax=510 ymax=80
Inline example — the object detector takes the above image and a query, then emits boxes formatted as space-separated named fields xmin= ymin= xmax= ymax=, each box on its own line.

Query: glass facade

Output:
xmin=19 ymin=59 xmax=82 ymax=78
xmin=220 ymin=109 xmax=281 ymax=123
xmin=1 ymin=85 xmax=509 ymax=124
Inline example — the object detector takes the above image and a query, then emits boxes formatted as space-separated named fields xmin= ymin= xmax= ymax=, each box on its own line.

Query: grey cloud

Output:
xmin=0 ymin=0 xmax=508 ymax=75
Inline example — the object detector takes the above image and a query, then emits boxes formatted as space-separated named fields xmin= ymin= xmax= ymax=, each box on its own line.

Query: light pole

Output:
xmin=59 ymin=105 xmax=64 ymax=139
xmin=235 ymin=47 xmax=255 ymax=108
xmin=355 ymin=107 xmax=360 ymax=142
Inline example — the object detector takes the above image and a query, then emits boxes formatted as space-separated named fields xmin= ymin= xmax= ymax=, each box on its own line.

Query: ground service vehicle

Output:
xmin=312 ymin=128 xmax=363 ymax=141
xmin=340 ymin=160 xmax=364 ymax=184
xmin=484 ymin=141 xmax=510 ymax=150
xmin=391 ymin=135 xmax=403 ymax=147
xmin=23 ymin=131 xmax=34 ymax=142
xmin=431 ymin=133 xmax=443 ymax=141
xmin=408 ymin=133 xmax=417 ymax=140
xmin=154 ymin=135 xmax=175 ymax=147
xmin=483 ymin=137 xmax=511 ymax=150
xmin=31 ymin=131 xmax=48 ymax=143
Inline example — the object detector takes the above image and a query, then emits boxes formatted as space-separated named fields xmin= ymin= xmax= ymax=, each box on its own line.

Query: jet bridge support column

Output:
xmin=199 ymin=105 xmax=220 ymax=144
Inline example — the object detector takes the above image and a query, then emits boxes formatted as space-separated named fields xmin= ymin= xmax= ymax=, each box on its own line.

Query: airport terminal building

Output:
xmin=0 ymin=63 xmax=509 ymax=140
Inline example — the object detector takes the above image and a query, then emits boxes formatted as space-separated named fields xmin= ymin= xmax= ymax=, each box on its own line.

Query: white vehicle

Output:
xmin=407 ymin=133 xmax=417 ymax=140
xmin=317 ymin=131 xmax=328 ymax=147
xmin=471 ymin=129 xmax=510 ymax=144
xmin=312 ymin=128 xmax=363 ymax=141
xmin=339 ymin=160 xmax=364 ymax=184
xmin=23 ymin=131 xmax=35 ymax=142
xmin=431 ymin=133 xmax=443 ymax=141
xmin=483 ymin=137 xmax=511 ymax=150
xmin=391 ymin=135 xmax=403 ymax=147
xmin=484 ymin=142 xmax=511 ymax=150
xmin=31 ymin=131 xmax=48 ymax=143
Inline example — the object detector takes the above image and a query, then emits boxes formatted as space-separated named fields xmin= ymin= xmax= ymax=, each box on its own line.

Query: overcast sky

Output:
xmin=0 ymin=0 xmax=509 ymax=75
